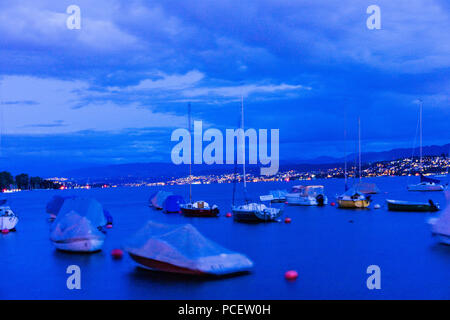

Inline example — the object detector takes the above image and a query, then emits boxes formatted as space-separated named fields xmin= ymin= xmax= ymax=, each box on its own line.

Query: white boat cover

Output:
xmin=432 ymin=191 xmax=450 ymax=237
xmin=50 ymin=197 xmax=107 ymax=243
xmin=125 ymin=221 xmax=254 ymax=275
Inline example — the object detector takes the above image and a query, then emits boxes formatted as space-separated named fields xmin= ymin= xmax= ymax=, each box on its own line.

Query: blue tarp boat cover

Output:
xmin=50 ymin=197 xmax=107 ymax=243
xmin=150 ymin=191 xmax=173 ymax=209
xmin=125 ymin=221 xmax=254 ymax=275
xmin=163 ymin=195 xmax=185 ymax=213
xmin=270 ymin=190 xmax=288 ymax=198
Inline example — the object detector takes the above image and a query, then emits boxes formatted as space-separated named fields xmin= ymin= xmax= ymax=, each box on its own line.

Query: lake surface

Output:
xmin=0 ymin=176 xmax=449 ymax=299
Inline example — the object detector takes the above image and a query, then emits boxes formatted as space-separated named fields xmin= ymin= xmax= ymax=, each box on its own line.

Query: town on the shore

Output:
xmin=29 ymin=155 xmax=449 ymax=191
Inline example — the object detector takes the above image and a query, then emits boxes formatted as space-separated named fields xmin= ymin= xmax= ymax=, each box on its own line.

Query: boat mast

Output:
xmin=344 ymin=111 xmax=348 ymax=190
xmin=188 ymin=102 xmax=192 ymax=203
xmin=419 ymin=99 xmax=423 ymax=170
xmin=358 ymin=117 xmax=362 ymax=182
xmin=241 ymin=96 xmax=247 ymax=191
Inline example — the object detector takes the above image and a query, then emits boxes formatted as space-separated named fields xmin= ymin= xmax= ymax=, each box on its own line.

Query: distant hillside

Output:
xmin=63 ymin=143 xmax=450 ymax=182
xmin=297 ymin=143 xmax=450 ymax=165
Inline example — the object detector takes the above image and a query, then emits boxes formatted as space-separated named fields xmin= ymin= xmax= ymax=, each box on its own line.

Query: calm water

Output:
xmin=0 ymin=176 xmax=449 ymax=299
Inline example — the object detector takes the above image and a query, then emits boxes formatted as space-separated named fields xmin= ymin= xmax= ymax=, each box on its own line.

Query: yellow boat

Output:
xmin=337 ymin=198 xmax=371 ymax=209
xmin=337 ymin=187 xmax=371 ymax=209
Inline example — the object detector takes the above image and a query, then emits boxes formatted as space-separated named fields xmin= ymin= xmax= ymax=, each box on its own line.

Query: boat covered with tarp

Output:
xmin=387 ymin=199 xmax=439 ymax=212
xmin=163 ymin=195 xmax=185 ymax=213
xmin=50 ymin=197 xmax=107 ymax=252
xmin=430 ymin=192 xmax=450 ymax=245
xmin=354 ymin=182 xmax=380 ymax=194
xmin=125 ymin=221 xmax=253 ymax=276
xmin=149 ymin=191 xmax=173 ymax=210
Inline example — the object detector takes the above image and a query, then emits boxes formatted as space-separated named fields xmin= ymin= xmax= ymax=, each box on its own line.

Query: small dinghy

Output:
xmin=286 ymin=185 xmax=328 ymax=206
xmin=232 ymin=202 xmax=282 ymax=222
xmin=430 ymin=192 xmax=450 ymax=245
xmin=0 ymin=205 xmax=18 ymax=231
xmin=180 ymin=201 xmax=219 ymax=217
xmin=49 ymin=197 xmax=107 ymax=252
xmin=125 ymin=221 xmax=253 ymax=276
xmin=387 ymin=199 xmax=439 ymax=212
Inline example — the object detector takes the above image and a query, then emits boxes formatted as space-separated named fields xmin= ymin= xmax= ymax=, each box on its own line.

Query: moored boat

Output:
xmin=180 ymin=201 xmax=219 ymax=217
xmin=49 ymin=197 xmax=108 ymax=252
xmin=232 ymin=202 xmax=282 ymax=222
xmin=0 ymin=206 xmax=18 ymax=231
xmin=430 ymin=192 xmax=450 ymax=245
xmin=125 ymin=221 xmax=254 ymax=276
xmin=407 ymin=175 xmax=445 ymax=192
xmin=337 ymin=188 xmax=371 ymax=209
xmin=231 ymin=97 xmax=282 ymax=222
xmin=285 ymin=185 xmax=328 ymax=206
xmin=180 ymin=103 xmax=220 ymax=217
xmin=386 ymin=199 xmax=439 ymax=212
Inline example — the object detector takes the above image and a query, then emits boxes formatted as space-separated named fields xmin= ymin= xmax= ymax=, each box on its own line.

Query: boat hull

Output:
xmin=338 ymin=199 xmax=370 ymax=209
xmin=232 ymin=210 xmax=275 ymax=222
xmin=52 ymin=238 xmax=104 ymax=252
xmin=387 ymin=200 xmax=438 ymax=212
xmin=0 ymin=216 xmax=19 ymax=230
xmin=181 ymin=207 xmax=219 ymax=217
xmin=129 ymin=253 xmax=206 ymax=275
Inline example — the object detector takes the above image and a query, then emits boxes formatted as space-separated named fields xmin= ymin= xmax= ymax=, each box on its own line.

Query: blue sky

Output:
xmin=0 ymin=0 xmax=449 ymax=176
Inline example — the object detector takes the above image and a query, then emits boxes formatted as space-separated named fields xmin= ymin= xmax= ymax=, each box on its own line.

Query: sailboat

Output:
xmin=407 ymin=101 xmax=445 ymax=191
xmin=180 ymin=103 xmax=219 ymax=217
xmin=232 ymin=97 xmax=283 ymax=222
xmin=337 ymin=117 xmax=371 ymax=209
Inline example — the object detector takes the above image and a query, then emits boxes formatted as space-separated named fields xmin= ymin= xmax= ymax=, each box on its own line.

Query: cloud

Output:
xmin=0 ymin=75 xmax=186 ymax=134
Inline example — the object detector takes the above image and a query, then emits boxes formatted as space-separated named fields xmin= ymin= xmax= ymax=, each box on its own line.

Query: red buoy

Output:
xmin=284 ymin=217 xmax=292 ymax=224
xmin=285 ymin=270 xmax=298 ymax=281
xmin=284 ymin=202 xmax=289 ymax=205
xmin=226 ymin=212 xmax=232 ymax=218
xmin=111 ymin=249 xmax=123 ymax=259
xmin=330 ymin=202 xmax=336 ymax=206
xmin=1 ymin=229 xmax=9 ymax=234
xmin=106 ymin=224 xmax=113 ymax=229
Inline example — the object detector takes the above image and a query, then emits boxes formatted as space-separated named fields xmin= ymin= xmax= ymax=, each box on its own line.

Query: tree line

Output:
xmin=0 ymin=171 xmax=62 ymax=190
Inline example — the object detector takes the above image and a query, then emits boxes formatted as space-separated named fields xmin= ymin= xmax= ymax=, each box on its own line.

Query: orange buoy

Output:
xmin=106 ymin=224 xmax=113 ymax=229
xmin=284 ymin=217 xmax=291 ymax=223
xmin=2 ymin=229 xmax=9 ymax=234
xmin=226 ymin=212 xmax=232 ymax=218
xmin=111 ymin=249 xmax=123 ymax=259
xmin=285 ymin=270 xmax=298 ymax=281
xmin=330 ymin=202 xmax=336 ymax=206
